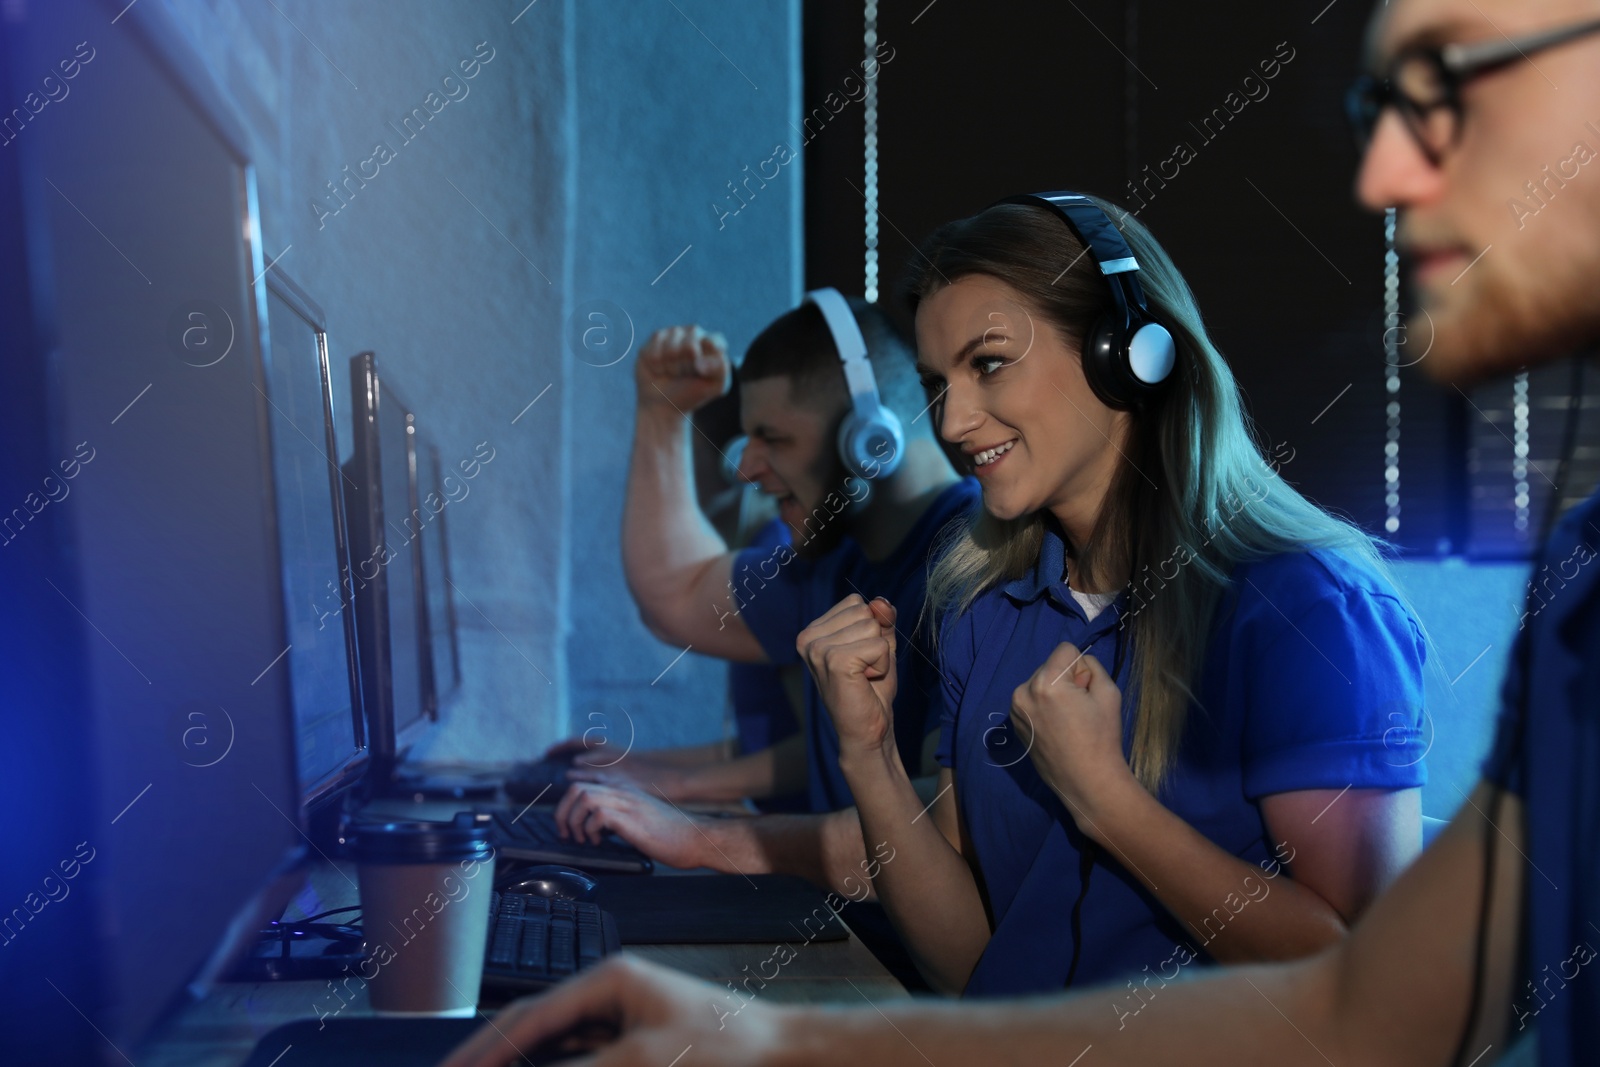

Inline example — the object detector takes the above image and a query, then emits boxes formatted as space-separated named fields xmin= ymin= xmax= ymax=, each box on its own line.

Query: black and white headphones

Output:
xmin=995 ymin=192 xmax=1176 ymax=410
xmin=721 ymin=288 xmax=905 ymax=485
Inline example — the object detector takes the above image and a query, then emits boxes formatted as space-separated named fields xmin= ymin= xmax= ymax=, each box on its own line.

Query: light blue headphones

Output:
xmin=721 ymin=288 xmax=905 ymax=485
xmin=807 ymin=287 xmax=905 ymax=482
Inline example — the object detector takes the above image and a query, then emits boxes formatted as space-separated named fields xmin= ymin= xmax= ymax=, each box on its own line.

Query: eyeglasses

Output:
xmin=1347 ymin=15 xmax=1600 ymax=165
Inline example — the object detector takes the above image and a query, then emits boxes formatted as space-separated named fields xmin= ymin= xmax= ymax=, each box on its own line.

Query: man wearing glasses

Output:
xmin=445 ymin=2 xmax=1600 ymax=1063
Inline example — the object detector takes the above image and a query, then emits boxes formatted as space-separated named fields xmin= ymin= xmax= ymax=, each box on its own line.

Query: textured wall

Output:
xmin=156 ymin=0 xmax=800 ymax=761
xmin=563 ymin=1 xmax=803 ymax=751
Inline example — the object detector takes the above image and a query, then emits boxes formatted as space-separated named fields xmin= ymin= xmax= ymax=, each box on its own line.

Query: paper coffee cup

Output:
xmin=349 ymin=820 xmax=495 ymax=1017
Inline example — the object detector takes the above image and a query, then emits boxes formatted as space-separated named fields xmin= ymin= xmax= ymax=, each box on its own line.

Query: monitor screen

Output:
xmin=418 ymin=440 xmax=462 ymax=715
xmin=262 ymin=275 xmax=366 ymax=806
xmin=378 ymin=378 xmax=428 ymax=737
xmin=347 ymin=352 xmax=431 ymax=771
xmin=12 ymin=0 xmax=305 ymax=1049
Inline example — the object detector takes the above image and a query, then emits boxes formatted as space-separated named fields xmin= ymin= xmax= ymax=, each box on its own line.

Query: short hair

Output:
xmin=737 ymin=296 xmax=926 ymax=428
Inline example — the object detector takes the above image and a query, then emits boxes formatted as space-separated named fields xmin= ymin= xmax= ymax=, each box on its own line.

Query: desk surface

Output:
xmin=138 ymin=814 xmax=907 ymax=1067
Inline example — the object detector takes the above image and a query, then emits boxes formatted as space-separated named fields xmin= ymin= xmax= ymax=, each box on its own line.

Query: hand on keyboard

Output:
xmin=554 ymin=782 xmax=711 ymax=870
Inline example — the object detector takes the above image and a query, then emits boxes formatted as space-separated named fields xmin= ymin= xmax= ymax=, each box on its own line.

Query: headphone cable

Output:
xmin=1450 ymin=355 xmax=1587 ymax=1065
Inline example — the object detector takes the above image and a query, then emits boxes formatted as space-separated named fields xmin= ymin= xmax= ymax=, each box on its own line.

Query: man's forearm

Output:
xmin=676 ymin=734 xmax=806 ymax=802
xmin=622 ymin=405 xmax=730 ymax=627
xmin=769 ymin=955 xmax=1334 ymax=1066
xmin=699 ymin=809 xmax=878 ymax=900
xmin=675 ymin=747 xmax=780 ymax=803
xmin=639 ymin=739 xmax=736 ymax=768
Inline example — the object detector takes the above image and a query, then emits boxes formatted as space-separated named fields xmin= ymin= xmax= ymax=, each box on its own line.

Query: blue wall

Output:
xmin=1389 ymin=558 xmax=1529 ymax=820
xmin=563 ymin=1 xmax=803 ymax=753
xmin=156 ymin=0 xmax=802 ymax=761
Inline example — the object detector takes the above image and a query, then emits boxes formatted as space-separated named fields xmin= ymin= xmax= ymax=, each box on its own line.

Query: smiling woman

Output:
xmin=791 ymin=193 xmax=1431 ymax=998
xmin=908 ymin=196 xmax=1414 ymax=793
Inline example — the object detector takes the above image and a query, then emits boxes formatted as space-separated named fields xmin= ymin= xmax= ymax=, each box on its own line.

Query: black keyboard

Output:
xmin=482 ymin=890 xmax=618 ymax=992
xmin=468 ymin=809 xmax=654 ymax=874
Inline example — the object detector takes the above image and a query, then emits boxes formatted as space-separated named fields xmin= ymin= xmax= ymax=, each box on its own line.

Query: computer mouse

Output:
xmin=500 ymin=864 xmax=599 ymax=902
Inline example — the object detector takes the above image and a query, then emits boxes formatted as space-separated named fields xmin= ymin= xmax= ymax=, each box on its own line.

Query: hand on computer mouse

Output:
xmin=635 ymin=325 xmax=731 ymax=415
xmin=438 ymin=956 xmax=787 ymax=1067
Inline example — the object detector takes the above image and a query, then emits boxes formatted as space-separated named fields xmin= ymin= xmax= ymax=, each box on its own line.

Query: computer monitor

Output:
xmin=261 ymin=270 xmax=368 ymax=808
xmin=417 ymin=438 xmax=463 ymax=717
xmin=347 ymin=352 xmax=433 ymax=780
xmin=2 ymin=0 xmax=306 ymax=1055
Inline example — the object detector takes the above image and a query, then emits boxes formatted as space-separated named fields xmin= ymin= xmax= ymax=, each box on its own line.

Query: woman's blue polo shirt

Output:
xmin=935 ymin=519 xmax=1429 ymax=996
xmin=733 ymin=477 xmax=983 ymax=813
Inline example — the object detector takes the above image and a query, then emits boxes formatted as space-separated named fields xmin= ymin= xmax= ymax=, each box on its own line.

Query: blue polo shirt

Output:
xmin=1481 ymin=486 xmax=1600 ymax=1066
xmin=729 ymin=520 xmax=800 ymax=757
xmin=733 ymin=477 xmax=982 ymax=813
xmin=936 ymin=518 xmax=1429 ymax=996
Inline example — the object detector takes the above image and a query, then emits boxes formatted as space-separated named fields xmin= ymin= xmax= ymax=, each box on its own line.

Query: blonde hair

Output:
xmin=908 ymin=199 xmax=1395 ymax=792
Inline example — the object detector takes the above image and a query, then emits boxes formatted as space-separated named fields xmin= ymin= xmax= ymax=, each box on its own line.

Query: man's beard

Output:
xmin=1424 ymin=242 xmax=1600 ymax=387
xmin=785 ymin=475 xmax=864 ymax=561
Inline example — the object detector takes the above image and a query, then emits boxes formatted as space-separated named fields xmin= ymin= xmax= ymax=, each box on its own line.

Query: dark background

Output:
xmin=802 ymin=0 xmax=1599 ymax=558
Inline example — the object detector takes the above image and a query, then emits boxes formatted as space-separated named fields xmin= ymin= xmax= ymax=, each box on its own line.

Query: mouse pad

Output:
xmin=594 ymin=873 xmax=849 ymax=944
xmin=241 ymin=1017 xmax=594 ymax=1066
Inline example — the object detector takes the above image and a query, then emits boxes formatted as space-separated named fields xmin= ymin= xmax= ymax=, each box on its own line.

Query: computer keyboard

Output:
xmin=482 ymin=890 xmax=618 ymax=992
xmin=466 ymin=809 xmax=654 ymax=874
